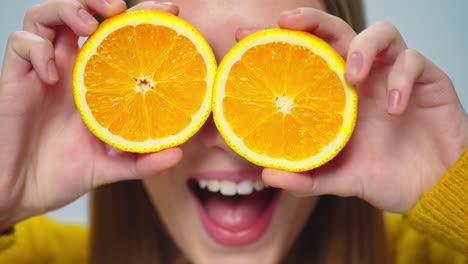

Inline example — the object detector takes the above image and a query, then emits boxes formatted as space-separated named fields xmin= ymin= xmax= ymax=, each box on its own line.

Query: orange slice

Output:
xmin=213 ymin=29 xmax=357 ymax=172
xmin=73 ymin=10 xmax=216 ymax=152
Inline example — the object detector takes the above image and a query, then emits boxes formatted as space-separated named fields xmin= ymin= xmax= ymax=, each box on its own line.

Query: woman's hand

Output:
xmin=0 ymin=0 xmax=182 ymax=231
xmin=239 ymin=8 xmax=468 ymax=213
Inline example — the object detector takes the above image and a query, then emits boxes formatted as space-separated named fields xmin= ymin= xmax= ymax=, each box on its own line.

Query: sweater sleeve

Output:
xmin=406 ymin=148 xmax=468 ymax=254
xmin=386 ymin=214 xmax=467 ymax=263
xmin=0 ymin=216 xmax=88 ymax=264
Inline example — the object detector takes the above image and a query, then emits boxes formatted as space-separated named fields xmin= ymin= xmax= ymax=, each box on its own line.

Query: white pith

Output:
xmin=275 ymin=96 xmax=294 ymax=114
xmin=133 ymin=76 xmax=156 ymax=94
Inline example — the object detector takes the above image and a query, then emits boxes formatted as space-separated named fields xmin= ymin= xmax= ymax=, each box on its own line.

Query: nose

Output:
xmin=198 ymin=114 xmax=233 ymax=153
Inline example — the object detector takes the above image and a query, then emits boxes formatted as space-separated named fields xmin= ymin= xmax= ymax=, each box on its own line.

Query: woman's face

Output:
xmin=142 ymin=0 xmax=326 ymax=263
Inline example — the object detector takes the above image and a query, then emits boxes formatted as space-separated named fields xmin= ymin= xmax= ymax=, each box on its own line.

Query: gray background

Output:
xmin=1 ymin=0 xmax=467 ymax=225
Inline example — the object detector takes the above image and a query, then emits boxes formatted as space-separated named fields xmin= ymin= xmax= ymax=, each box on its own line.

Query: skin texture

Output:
xmin=0 ymin=0 xmax=466 ymax=263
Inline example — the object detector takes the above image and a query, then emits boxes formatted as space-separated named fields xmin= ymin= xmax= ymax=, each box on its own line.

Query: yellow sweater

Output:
xmin=0 ymin=149 xmax=467 ymax=263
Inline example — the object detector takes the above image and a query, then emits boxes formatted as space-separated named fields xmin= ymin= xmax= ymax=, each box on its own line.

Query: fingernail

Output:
xmin=158 ymin=2 xmax=175 ymax=6
xmin=347 ymin=52 xmax=363 ymax=77
xmin=78 ymin=9 xmax=97 ymax=25
xmin=281 ymin=8 xmax=303 ymax=17
xmin=387 ymin=89 xmax=401 ymax=113
xmin=104 ymin=0 xmax=127 ymax=8
xmin=104 ymin=0 xmax=118 ymax=5
xmin=141 ymin=1 xmax=173 ymax=9
xmin=47 ymin=59 xmax=59 ymax=81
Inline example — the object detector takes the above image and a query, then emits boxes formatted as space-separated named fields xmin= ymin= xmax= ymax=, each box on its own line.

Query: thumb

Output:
xmin=92 ymin=145 xmax=183 ymax=188
xmin=262 ymin=165 xmax=362 ymax=198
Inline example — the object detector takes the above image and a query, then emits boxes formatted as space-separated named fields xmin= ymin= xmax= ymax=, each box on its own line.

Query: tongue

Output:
xmin=204 ymin=191 xmax=269 ymax=232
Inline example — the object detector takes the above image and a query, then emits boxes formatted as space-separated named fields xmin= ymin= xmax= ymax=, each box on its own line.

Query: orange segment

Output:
xmin=213 ymin=28 xmax=357 ymax=171
xmin=96 ymin=26 xmax=140 ymax=77
xmin=84 ymin=55 xmax=135 ymax=91
xmin=282 ymin=114 xmax=320 ymax=161
xmin=154 ymin=81 xmax=206 ymax=115
xmin=240 ymin=42 xmax=291 ymax=96
xmin=223 ymin=97 xmax=277 ymax=139
xmin=108 ymin=92 xmax=149 ymax=142
xmin=282 ymin=45 xmax=330 ymax=97
xmin=85 ymin=89 xmax=135 ymax=127
xmin=243 ymin=113 xmax=286 ymax=159
xmin=153 ymin=35 xmax=207 ymax=82
xmin=294 ymin=70 xmax=346 ymax=112
xmin=73 ymin=10 xmax=216 ymax=152
xmin=225 ymin=61 xmax=275 ymax=101
xmin=134 ymin=24 xmax=178 ymax=77
xmin=145 ymin=90 xmax=191 ymax=139
xmin=291 ymin=107 xmax=343 ymax=149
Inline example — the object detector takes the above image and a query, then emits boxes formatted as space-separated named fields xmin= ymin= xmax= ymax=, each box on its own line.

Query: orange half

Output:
xmin=213 ymin=29 xmax=357 ymax=172
xmin=73 ymin=10 xmax=216 ymax=152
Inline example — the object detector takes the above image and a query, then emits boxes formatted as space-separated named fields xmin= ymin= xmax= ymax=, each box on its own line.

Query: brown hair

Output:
xmin=90 ymin=1 xmax=388 ymax=263
xmin=324 ymin=0 xmax=366 ymax=32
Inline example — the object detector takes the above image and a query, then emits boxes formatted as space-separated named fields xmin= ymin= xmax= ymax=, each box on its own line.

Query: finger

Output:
xmin=23 ymin=0 xmax=126 ymax=40
xmin=235 ymin=27 xmax=269 ymax=42
xmin=1 ymin=31 xmax=58 ymax=85
xmin=278 ymin=8 xmax=356 ymax=57
xmin=128 ymin=1 xmax=179 ymax=15
xmin=386 ymin=49 xmax=425 ymax=115
xmin=262 ymin=167 xmax=360 ymax=198
xmin=84 ymin=0 xmax=127 ymax=18
xmin=93 ymin=146 xmax=183 ymax=187
xmin=387 ymin=49 xmax=450 ymax=114
xmin=345 ymin=21 xmax=407 ymax=84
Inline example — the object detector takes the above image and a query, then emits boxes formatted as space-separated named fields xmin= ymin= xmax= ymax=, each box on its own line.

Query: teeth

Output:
xmin=220 ymin=180 xmax=237 ymax=196
xmin=237 ymin=180 xmax=254 ymax=195
xmin=253 ymin=180 xmax=264 ymax=191
xmin=198 ymin=179 xmax=208 ymax=189
xmin=207 ymin=180 xmax=220 ymax=192
xmin=197 ymin=179 xmax=267 ymax=196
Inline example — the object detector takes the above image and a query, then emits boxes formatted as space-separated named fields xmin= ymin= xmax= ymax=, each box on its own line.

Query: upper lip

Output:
xmin=189 ymin=168 xmax=263 ymax=183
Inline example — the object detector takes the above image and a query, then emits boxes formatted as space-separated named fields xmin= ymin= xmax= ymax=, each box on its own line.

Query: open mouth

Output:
xmin=188 ymin=173 xmax=281 ymax=247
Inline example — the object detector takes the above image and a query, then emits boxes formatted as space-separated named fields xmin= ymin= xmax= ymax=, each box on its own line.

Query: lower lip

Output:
xmin=190 ymin=187 xmax=282 ymax=247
